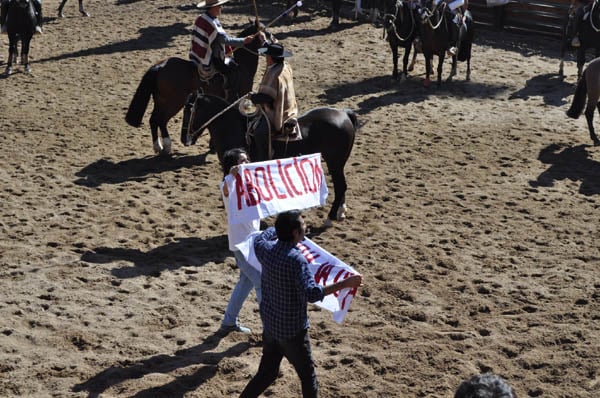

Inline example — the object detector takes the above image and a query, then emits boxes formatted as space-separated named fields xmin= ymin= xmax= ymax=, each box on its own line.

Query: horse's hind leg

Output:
xmin=78 ymin=0 xmax=90 ymax=16
xmin=159 ymin=123 xmax=172 ymax=155
xmin=587 ymin=102 xmax=600 ymax=146
xmin=465 ymin=57 xmax=471 ymax=81
xmin=21 ymin=37 xmax=32 ymax=74
xmin=447 ymin=56 xmax=457 ymax=82
xmin=326 ymin=167 xmax=348 ymax=224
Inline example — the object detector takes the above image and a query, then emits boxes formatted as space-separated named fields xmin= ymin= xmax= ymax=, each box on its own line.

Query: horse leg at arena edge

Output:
xmin=21 ymin=37 xmax=32 ymax=74
xmin=448 ymin=55 xmax=457 ymax=82
xmin=436 ymin=52 xmax=445 ymax=87
xmin=585 ymin=102 xmax=600 ymax=146
xmin=391 ymin=44 xmax=399 ymax=80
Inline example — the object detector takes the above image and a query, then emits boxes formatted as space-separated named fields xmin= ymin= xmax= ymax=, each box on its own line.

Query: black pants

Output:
xmin=239 ymin=329 xmax=318 ymax=398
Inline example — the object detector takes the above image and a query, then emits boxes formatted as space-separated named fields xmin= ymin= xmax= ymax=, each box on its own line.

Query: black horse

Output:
xmin=182 ymin=94 xmax=358 ymax=224
xmin=125 ymin=22 xmax=272 ymax=156
xmin=4 ymin=0 xmax=36 ymax=76
xmin=286 ymin=0 xmax=344 ymax=28
xmin=383 ymin=0 xmax=420 ymax=82
xmin=447 ymin=9 xmax=474 ymax=82
xmin=559 ymin=1 xmax=600 ymax=80
xmin=419 ymin=1 xmax=452 ymax=87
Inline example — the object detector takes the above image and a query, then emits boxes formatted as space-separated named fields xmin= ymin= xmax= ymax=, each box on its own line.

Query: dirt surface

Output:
xmin=1 ymin=0 xmax=599 ymax=397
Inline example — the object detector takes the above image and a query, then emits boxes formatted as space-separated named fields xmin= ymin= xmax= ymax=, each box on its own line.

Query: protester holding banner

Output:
xmin=239 ymin=210 xmax=362 ymax=398
xmin=219 ymin=148 xmax=262 ymax=335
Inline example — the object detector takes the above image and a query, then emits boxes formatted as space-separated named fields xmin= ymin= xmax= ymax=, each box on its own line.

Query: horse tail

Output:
xmin=125 ymin=65 xmax=159 ymax=127
xmin=344 ymin=109 xmax=359 ymax=131
xmin=566 ymin=71 xmax=588 ymax=119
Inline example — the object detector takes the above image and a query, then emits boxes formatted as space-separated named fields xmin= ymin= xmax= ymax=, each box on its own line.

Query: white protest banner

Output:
xmin=227 ymin=154 xmax=328 ymax=225
xmin=236 ymin=233 xmax=359 ymax=324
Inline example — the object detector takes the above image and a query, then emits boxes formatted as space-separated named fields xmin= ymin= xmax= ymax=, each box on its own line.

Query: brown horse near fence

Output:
xmin=125 ymin=22 xmax=271 ymax=155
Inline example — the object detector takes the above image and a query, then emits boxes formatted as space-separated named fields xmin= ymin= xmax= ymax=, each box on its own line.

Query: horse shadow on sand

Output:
xmin=74 ymin=153 xmax=208 ymax=187
xmin=317 ymin=75 xmax=507 ymax=115
xmin=81 ymin=235 xmax=229 ymax=278
xmin=508 ymin=73 xmax=575 ymax=106
xmin=72 ymin=330 xmax=255 ymax=397
xmin=529 ymin=143 xmax=600 ymax=195
xmin=34 ymin=22 xmax=190 ymax=63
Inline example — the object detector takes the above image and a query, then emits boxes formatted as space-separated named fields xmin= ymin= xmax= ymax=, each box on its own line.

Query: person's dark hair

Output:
xmin=454 ymin=374 xmax=517 ymax=398
xmin=275 ymin=210 xmax=302 ymax=242
xmin=221 ymin=148 xmax=248 ymax=177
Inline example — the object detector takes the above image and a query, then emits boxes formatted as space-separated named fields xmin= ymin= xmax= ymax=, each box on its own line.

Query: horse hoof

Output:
xmin=24 ymin=65 xmax=31 ymax=74
xmin=80 ymin=9 xmax=90 ymax=17
xmin=423 ymin=78 xmax=431 ymax=88
xmin=5 ymin=67 xmax=12 ymax=76
xmin=336 ymin=203 xmax=347 ymax=221
xmin=323 ymin=219 xmax=333 ymax=228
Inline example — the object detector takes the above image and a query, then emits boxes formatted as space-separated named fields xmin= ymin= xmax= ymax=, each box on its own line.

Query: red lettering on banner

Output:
xmin=253 ymin=167 xmax=273 ymax=202
xmin=314 ymin=263 xmax=334 ymax=285
xmin=340 ymin=287 xmax=358 ymax=310
xmin=243 ymin=169 xmax=260 ymax=207
xmin=284 ymin=162 xmax=303 ymax=196
xmin=267 ymin=165 xmax=287 ymax=199
xmin=300 ymin=158 xmax=316 ymax=193
xmin=235 ymin=173 xmax=245 ymax=210
xmin=277 ymin=160 xmax=295 ymax=198
xmin=293 ymin=157 xmax=309 ymax=194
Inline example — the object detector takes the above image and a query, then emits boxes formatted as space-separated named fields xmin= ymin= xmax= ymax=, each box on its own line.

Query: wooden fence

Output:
xmin=469 ymin=0 xmax=573 ymax=37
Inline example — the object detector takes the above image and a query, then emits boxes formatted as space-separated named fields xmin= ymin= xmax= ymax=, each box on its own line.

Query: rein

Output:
xmin=422 ymin=3 xmax=447 ymax=31
xmin=187 ymin=94 xmax=250 ymax=145
xmin=382 ymin=1 xmax=416 ymax=42
xmin=590 ymin=0 xmax=600 ymax=32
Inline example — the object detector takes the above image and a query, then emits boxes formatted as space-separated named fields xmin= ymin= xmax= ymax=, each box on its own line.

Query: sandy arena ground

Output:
xmin=1 ymin=0 xmax=599 ymax=397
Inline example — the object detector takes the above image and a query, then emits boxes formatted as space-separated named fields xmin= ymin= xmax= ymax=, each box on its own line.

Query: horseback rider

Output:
xmin=248 ymin=42 xmax=298 ymax=159
xmin=181 ymin=0 xmax=265 ymax=138
xmin=0 ymin=0 xmax=43 ymax=34
xmin=570 ymin=0 xmax=593 ymax=47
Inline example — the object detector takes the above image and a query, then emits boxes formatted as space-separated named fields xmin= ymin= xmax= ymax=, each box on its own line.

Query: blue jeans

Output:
xmin=239 ymin=329 xmax=318 ymax=398
xmin=222 ymin=250 xmax=262 ymax=327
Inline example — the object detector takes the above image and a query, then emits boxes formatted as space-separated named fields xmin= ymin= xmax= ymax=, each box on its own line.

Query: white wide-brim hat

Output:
xmin=197 ymin=0 xmax=231 ymax=9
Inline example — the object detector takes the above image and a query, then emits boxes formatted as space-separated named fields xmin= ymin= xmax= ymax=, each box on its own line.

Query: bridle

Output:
xmin=383 ymin=0 xmax=417 ymax=42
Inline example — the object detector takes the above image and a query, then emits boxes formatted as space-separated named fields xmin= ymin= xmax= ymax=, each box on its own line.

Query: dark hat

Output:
xmin=196 ymin=0 xmax=231 ymax=9
xmin=258 ymin=43 xmax=293 ymax=58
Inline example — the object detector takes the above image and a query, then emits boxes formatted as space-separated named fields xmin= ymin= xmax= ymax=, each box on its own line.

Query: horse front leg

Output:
xmin=437 ymin=52 xmax=445 ymax=87
xmin=424 ymin=54 xmax=432 ymax=88
xmin=447 ymin=55 xmax=457 ymax=82
xmin=391 ymin=44 xmax=399 ymax=81
xmin=5 ymin=39 xmax=15 ymax=75
xmin=159 ymin=124 xmax=172 ymax=155
xmin=401 ymin=44 xmax=411 ymax=82
xmin=465 ymin=57 xmax=471 ymax=81
xmin=21 ymin=38 xmax=31 ymax=74
xmin=408 ymin=41 xmax=418 ymax=72
xmin=149 ymin=111 xmax=163 ymax=154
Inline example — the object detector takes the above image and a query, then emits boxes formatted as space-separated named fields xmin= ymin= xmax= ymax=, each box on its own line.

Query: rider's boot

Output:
xmin=181 ymin=92 xmax=197 ymax=141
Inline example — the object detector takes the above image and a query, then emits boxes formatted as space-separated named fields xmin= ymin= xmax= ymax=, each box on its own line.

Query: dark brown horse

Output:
xmin=447 ymin=9 xmax=474 ymax=82
xmin=419 ymin=1 xmax=452 ymax=87
xmin=125 ymin=22 xmax=271 ymax=155
xmin=566 ymin=56 xmax=600 ymax=146
xmin=4 ymin=0 xmax=37 ymax=76
xmin=382 ymin=0 xmax=420 ymax=82
xmin=183 ymin=94 xmax=359 ymax=225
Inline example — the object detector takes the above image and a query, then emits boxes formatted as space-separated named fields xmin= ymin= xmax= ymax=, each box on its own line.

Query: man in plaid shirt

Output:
xmin=240 ymin=210 xmax=362 ymax=398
